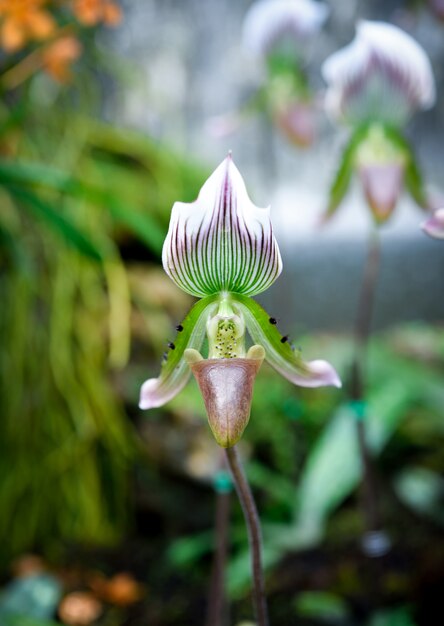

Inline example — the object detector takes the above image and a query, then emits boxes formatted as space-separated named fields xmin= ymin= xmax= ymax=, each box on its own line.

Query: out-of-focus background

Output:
xmin=0 ymin=1 xmax=443 ymax=625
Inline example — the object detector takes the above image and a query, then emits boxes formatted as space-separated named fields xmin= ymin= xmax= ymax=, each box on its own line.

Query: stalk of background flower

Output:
xmin=139 ymin=154 xmax=341 ymax=622
xmin=321 ymin=20 xmax=436 ymax=557
xmin=350 ymin=230 xmax=383 ymax=541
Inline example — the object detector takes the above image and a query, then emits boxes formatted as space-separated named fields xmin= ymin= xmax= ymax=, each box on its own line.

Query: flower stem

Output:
xmin=225 ymin=445 xmax=269 ymax=626
xmin=351 ymin=229 xmax=381 ymax=534
xmin=205 ymin=469 xmax=231 ymax=626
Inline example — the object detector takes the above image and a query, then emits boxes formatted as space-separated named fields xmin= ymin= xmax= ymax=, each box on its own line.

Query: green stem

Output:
xmin=225 ymin=445 xmax=269 ymax=626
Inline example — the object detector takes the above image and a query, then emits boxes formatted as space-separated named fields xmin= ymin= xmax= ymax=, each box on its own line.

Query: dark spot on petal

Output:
xmin=168 ymin=342 xmax=176 ymax=350
xmin=175 ymin=324 xmax=183 ymax=332
xmin=280 ymin=335 xmax=289 ymax=344
xmin=269 ymin=317 xmax=277 ymax=325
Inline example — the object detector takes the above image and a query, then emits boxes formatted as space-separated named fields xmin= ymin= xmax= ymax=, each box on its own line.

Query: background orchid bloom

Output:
xmin=242 ymin=0 xmax=329 ymax=59
xmin=421 ymin=208 xmax=444 ymax=240
xmin=321 ymin=20 xmax=436 ymax=224
xmin=236 ymin=0 xmax=329 ymax=147
xmin=139 ymin=155 xmax=341 ymax=444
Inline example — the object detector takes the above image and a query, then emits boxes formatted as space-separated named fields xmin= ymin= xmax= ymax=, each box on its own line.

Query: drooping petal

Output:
xmin=139 ymin=295 xmax=218 ymax=409
xmin=243 ymin=0 xmax=329 ymax=58
xmin=232 ymin=294 xmax=342 ymax=388
xmin=162 ymin=155 xmax=282 ymax=298
xmin=322 ymin=20 xmax=436 ymax=126
xmin=322 ymin=125 xmax=370 ymax=221
xmin=421 ymin=208 xmax=444 ymax=240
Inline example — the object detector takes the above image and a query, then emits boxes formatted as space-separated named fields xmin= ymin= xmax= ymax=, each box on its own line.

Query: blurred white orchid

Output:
xmin=243 ymin=0 xmax=329 ymax=58
xmin=321 ymin=21 xmax=435 ymax=224
xmin=322 ymin=20 xmax=435 ymax=127
xmin=208 ymin=0 xmax=329 ymax=148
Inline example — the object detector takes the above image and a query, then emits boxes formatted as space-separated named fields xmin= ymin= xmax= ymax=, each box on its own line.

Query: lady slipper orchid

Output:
xmin=242 ymin=0 xmax=329 ymax=59
xmin=322 ymin=21 xmax=435 ymax=127
xmin=139 ymin=155 xmax=341 ymax=447
xmin=321 ymin=21 xmax=436 ymax=223
xmin=235 ymin=0 xmax=329 ymax=147
xmin=421 ymin=208 xmax=444 ymax=240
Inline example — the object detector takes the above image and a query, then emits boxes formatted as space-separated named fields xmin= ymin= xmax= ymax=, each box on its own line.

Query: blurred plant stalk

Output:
xmin=350 ymin=230 xmax=382 ymax=538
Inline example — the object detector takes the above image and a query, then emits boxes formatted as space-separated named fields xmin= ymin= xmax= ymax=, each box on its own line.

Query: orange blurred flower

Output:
xmin=42 ymin=34 xmax=82 ymax=82
xmin=0 ymin=0 xmax=56 ymax=52
xmin=88 ymin=572 xmax=145 ymax=606
xmin=72 ymin=0 xmax=122 ymax=27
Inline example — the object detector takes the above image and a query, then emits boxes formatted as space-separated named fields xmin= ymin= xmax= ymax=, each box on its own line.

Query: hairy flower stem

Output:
xmin=225 ymin=445 xmax=269 ymax=626
xmin=351 ymin=229 xmax=381 ymax=535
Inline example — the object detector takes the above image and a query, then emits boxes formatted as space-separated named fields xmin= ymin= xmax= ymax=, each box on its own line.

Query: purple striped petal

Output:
xmin=162 ymin=154 xmax=283 ymax=298
xmin=421 ymin=208 xmax=444 ymax=240
xmin=322 ymin=21 xmax=436 ymax=126
xmin=243 ymin=0 xmax=329 ymax=58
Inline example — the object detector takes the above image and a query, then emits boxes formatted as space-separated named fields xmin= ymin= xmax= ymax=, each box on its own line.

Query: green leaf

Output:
xmin=168 ymin=530 xmax=213 ymax=567
xmin=324 ymin=124 xmax=370 ymax=219
xmin=394 ymin=466 xmax=444 ymax=525
xmin=293 ymin=379 xmax=413 ymax=536
xmin=369 ymin=607 xmax=417 ymax=626
xmin=294 ymin=591 xmax=349 ymax=621
xmin=0 ymin=615 xmax=60 ymax=626
xmin=0 ymin=221 xmax=31 ymax=271
xmin=0 ymin=160 xmax=165 ymax=253
xmin=382 ymin=126 xmax=429 ymax=209
xmin=4 ymin=184 xmax=106 ymax=262
xmin=105 ymin=195 xmax=164 ymax=254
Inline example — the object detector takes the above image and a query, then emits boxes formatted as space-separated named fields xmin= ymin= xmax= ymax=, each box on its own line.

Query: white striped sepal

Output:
xmin=322 ymin=20 xmax=436 ymax=127
xmin=243 ymin=0 xmax=329 ymax=58
xmin=162 ymin=154 xmax=283 ymax=298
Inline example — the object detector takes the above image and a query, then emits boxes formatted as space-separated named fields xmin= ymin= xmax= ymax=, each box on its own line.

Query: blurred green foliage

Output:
xmin=0 ymin=69 xmax=205 ymax=564
xmin=167 ymin=326 xmax=444 ymax=598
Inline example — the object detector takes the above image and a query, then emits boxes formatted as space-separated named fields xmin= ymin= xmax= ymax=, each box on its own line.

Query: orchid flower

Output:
xmin=139 ymin=155 xmax=341 ymax=447
xmin=230 ymin=0 xmax=329 ymax=147
xmin=242 ymin=0 xmax=329 ymax=59
xmin=421 ymin=208 xmax=444 ymax=240
xmin=321 ymin=21 xmax=436 ymax=223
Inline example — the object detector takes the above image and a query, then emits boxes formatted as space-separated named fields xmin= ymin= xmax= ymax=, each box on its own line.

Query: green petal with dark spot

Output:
xmin=139 ymin=294 xmax=218 ymax=409
xmin=232 ymin=294 xmax=342 ymax=388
